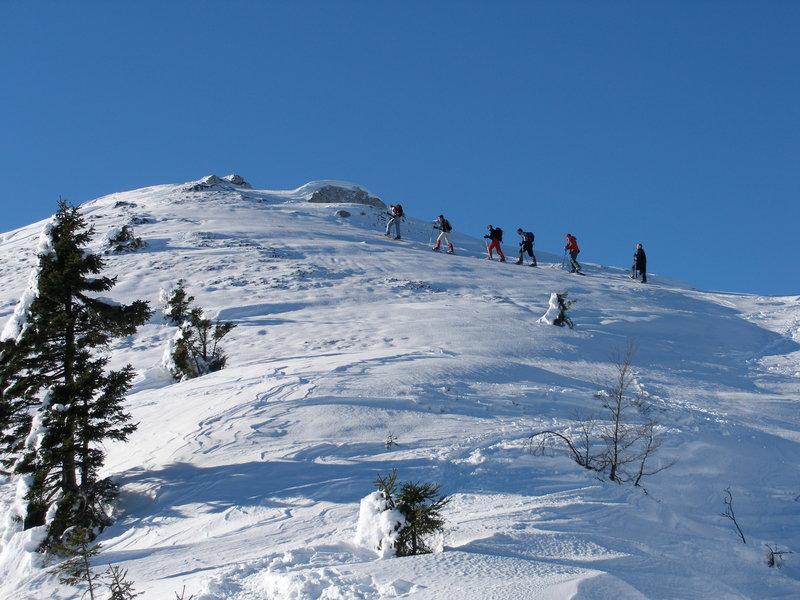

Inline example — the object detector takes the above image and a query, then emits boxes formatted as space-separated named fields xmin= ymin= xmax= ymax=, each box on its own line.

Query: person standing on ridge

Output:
xmin=484 ymin=225 xmax=505 ymax=262
xmin=564 ymin=233 xmax=581 ymax=273
xmin=515 ymin=228 xmax=537 ymax=266
xmin=432 ymin=215 xmax=455 ymax=254
xmin=634 ymin=243 xmax=647 ymax=283
xmin=384 ymin=204 xmax=403 ymax=240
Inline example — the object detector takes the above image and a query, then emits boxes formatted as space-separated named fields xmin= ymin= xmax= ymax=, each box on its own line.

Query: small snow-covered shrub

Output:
xmin=358 ymin=470 xmax=449 ymax=557
xmin=160 ymin=281 xmax=236 ymax=380
xmin=354 ymin=491 xmax=406 ymax=558
xmin=538 ymin=291 xmax=574 ymax=328
xmin=104 ymin=225 xmax=146 ymax=254
xmin=160 ymin=279 xmax=193 ymax=326
xmin=765 ymin=543 xmax=792 ymax=568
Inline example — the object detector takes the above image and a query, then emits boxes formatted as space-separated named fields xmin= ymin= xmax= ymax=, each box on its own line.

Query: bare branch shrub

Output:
xmin=721 ymin=487 xmax=747 ymax=544
xmin=765 ymin=544 xmax=792 ymax=568
xmin=528 ymin=341 xmax=674 ymax=486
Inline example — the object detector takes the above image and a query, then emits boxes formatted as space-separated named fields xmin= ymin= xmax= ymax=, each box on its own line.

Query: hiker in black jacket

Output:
xmin=516 ymin=229 xmax=537 ymax=266
xmin=633 ymin=243 xmax=647 ymax=283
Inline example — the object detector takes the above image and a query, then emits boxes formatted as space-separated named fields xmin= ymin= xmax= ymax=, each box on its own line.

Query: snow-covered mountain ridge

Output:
xmin=1 ymin=176 xmax=799 ymax=599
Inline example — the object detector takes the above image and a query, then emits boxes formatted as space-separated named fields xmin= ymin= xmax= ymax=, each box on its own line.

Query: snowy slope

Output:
xmin=1 ymin=176 xmax=799 ymax=599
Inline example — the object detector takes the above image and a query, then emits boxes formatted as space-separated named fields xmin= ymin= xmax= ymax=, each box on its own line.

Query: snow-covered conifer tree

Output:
xmin=0 ymin=200 xmax=151 ymax=548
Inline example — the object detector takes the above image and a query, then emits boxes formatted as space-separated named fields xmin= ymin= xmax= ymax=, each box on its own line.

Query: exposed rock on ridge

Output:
xmin=185 ymin=174 xmax=251 ymax=192
xmin=308 ymin=185 xmax=385 ymax=209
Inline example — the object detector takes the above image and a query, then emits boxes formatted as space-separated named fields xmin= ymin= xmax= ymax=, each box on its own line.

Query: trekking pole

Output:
xmin=485 ymin=238 xmax=491 ymax=259
xmin=428 ymin=226 xmax=435 ymax=247
xmin=562 ymin=250 xmax=567 ymax=270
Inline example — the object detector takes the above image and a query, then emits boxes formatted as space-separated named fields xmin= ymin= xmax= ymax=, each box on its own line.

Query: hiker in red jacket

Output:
xmin=564 ymin=233 xmax=581 ymax=273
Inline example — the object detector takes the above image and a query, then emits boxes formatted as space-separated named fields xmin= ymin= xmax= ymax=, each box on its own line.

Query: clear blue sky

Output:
xmin=2 ymin=1 xmax=798 ymax=295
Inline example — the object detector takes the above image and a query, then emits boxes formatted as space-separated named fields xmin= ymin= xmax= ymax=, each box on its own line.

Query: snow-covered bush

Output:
xmin=538 ymin=291 xmax=574 ymax=329
xmin=354 ymin=491 xmax=406 ymax=558
xmin=356 ymin=470 xmax=449 ymax=557
xmin=160 ymin=279 xmax=193 ymax=326
xmin=160 ymin=281 xmax=236 ymax=380
xmin=104 ymin=225 xmax=146 ymax=254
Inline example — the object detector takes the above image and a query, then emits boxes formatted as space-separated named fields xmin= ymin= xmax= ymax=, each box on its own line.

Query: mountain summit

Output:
xmin=1 ymin=177 xmax=799 ymax=599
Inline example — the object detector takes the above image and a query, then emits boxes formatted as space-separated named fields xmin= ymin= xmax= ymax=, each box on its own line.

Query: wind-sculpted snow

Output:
xmin=0 ymin=178 xmax=799 ymax=599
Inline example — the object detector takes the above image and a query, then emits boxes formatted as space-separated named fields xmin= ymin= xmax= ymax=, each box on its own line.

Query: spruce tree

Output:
xmin=0 ymin=200 xmax=151 ymax=548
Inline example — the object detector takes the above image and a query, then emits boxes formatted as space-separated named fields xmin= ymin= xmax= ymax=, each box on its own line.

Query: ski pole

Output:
xmin=428 ymin=226 xmax=435 ymax=247
xmin=562 ymin=250 xmax=567 ymax=270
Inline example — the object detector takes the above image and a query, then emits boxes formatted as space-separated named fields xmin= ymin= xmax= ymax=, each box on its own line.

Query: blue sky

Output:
xmin=2 ymin=1 xmax=798 ymax=295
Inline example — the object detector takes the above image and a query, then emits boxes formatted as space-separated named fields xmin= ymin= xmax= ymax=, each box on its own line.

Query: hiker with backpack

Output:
xmin=633 ymin=243 xmax=647 ymax=283
xmin=515 ymin=229 xmax=537 ymax=266
xmin=384 ymin=204 xmax=403 ymax=240
xmin=432 ymin=215 xmax=455 ymax=254
xmin=564 ymin=233 xmax=581 ymax=273
xmin=484 ymin=225 xmax=505 ymax=262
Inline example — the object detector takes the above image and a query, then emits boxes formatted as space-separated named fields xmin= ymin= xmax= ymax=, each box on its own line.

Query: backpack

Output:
xmin=523 ymin=231 xmax=534 ymax=243
xmin=393 ymin=204 xmax=403 ymax=217
xmin=441 ymin=218 xmax=452 ymax=232
xmin=494 ymin=227 xmax=503 ymax=241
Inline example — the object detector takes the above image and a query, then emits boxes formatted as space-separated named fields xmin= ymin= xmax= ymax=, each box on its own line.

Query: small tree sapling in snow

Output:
xmin=385 ymin=431 xmax=399 ymax=449
xmin=161 ymin=280 xmax=193 ymax=326
xmin=53 ymin=527 xmax=102 ymax=600
xmin=354 ymin=489 xmax=406 ymax=558
xmin=765 ymin=544 xmax=792 ymax=568
xmin=104 ymin=225 xmax=146 ymax=254
xmin=358 ymin=469 xmax=450 ymax=557
xmin=528 ymin=342 xmax=674 ymax=486
xmin=161 ymin=281 xmax=236 ymax=380
xmin=721 ymin=486 xmax=746 ymax=544
xmin=102 ymin=564 xmax=142 ymax=599
xmin=538 ymin=291 xmax=574 ymax=329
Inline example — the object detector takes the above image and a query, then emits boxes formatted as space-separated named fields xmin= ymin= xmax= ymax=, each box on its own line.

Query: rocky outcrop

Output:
xmin=185 ymin=174 xmax=252 ymax=192
xmin=308 ymin=185 xmax=385 ymax=209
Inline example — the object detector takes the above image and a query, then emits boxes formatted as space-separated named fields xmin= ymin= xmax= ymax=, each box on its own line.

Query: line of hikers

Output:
xmin=383 ymin=204 xmax=647 ymax=282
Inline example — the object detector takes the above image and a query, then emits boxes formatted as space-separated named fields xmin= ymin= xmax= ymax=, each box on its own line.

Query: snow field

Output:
xmin=0 ymin=178 xmax=798 ymax=599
